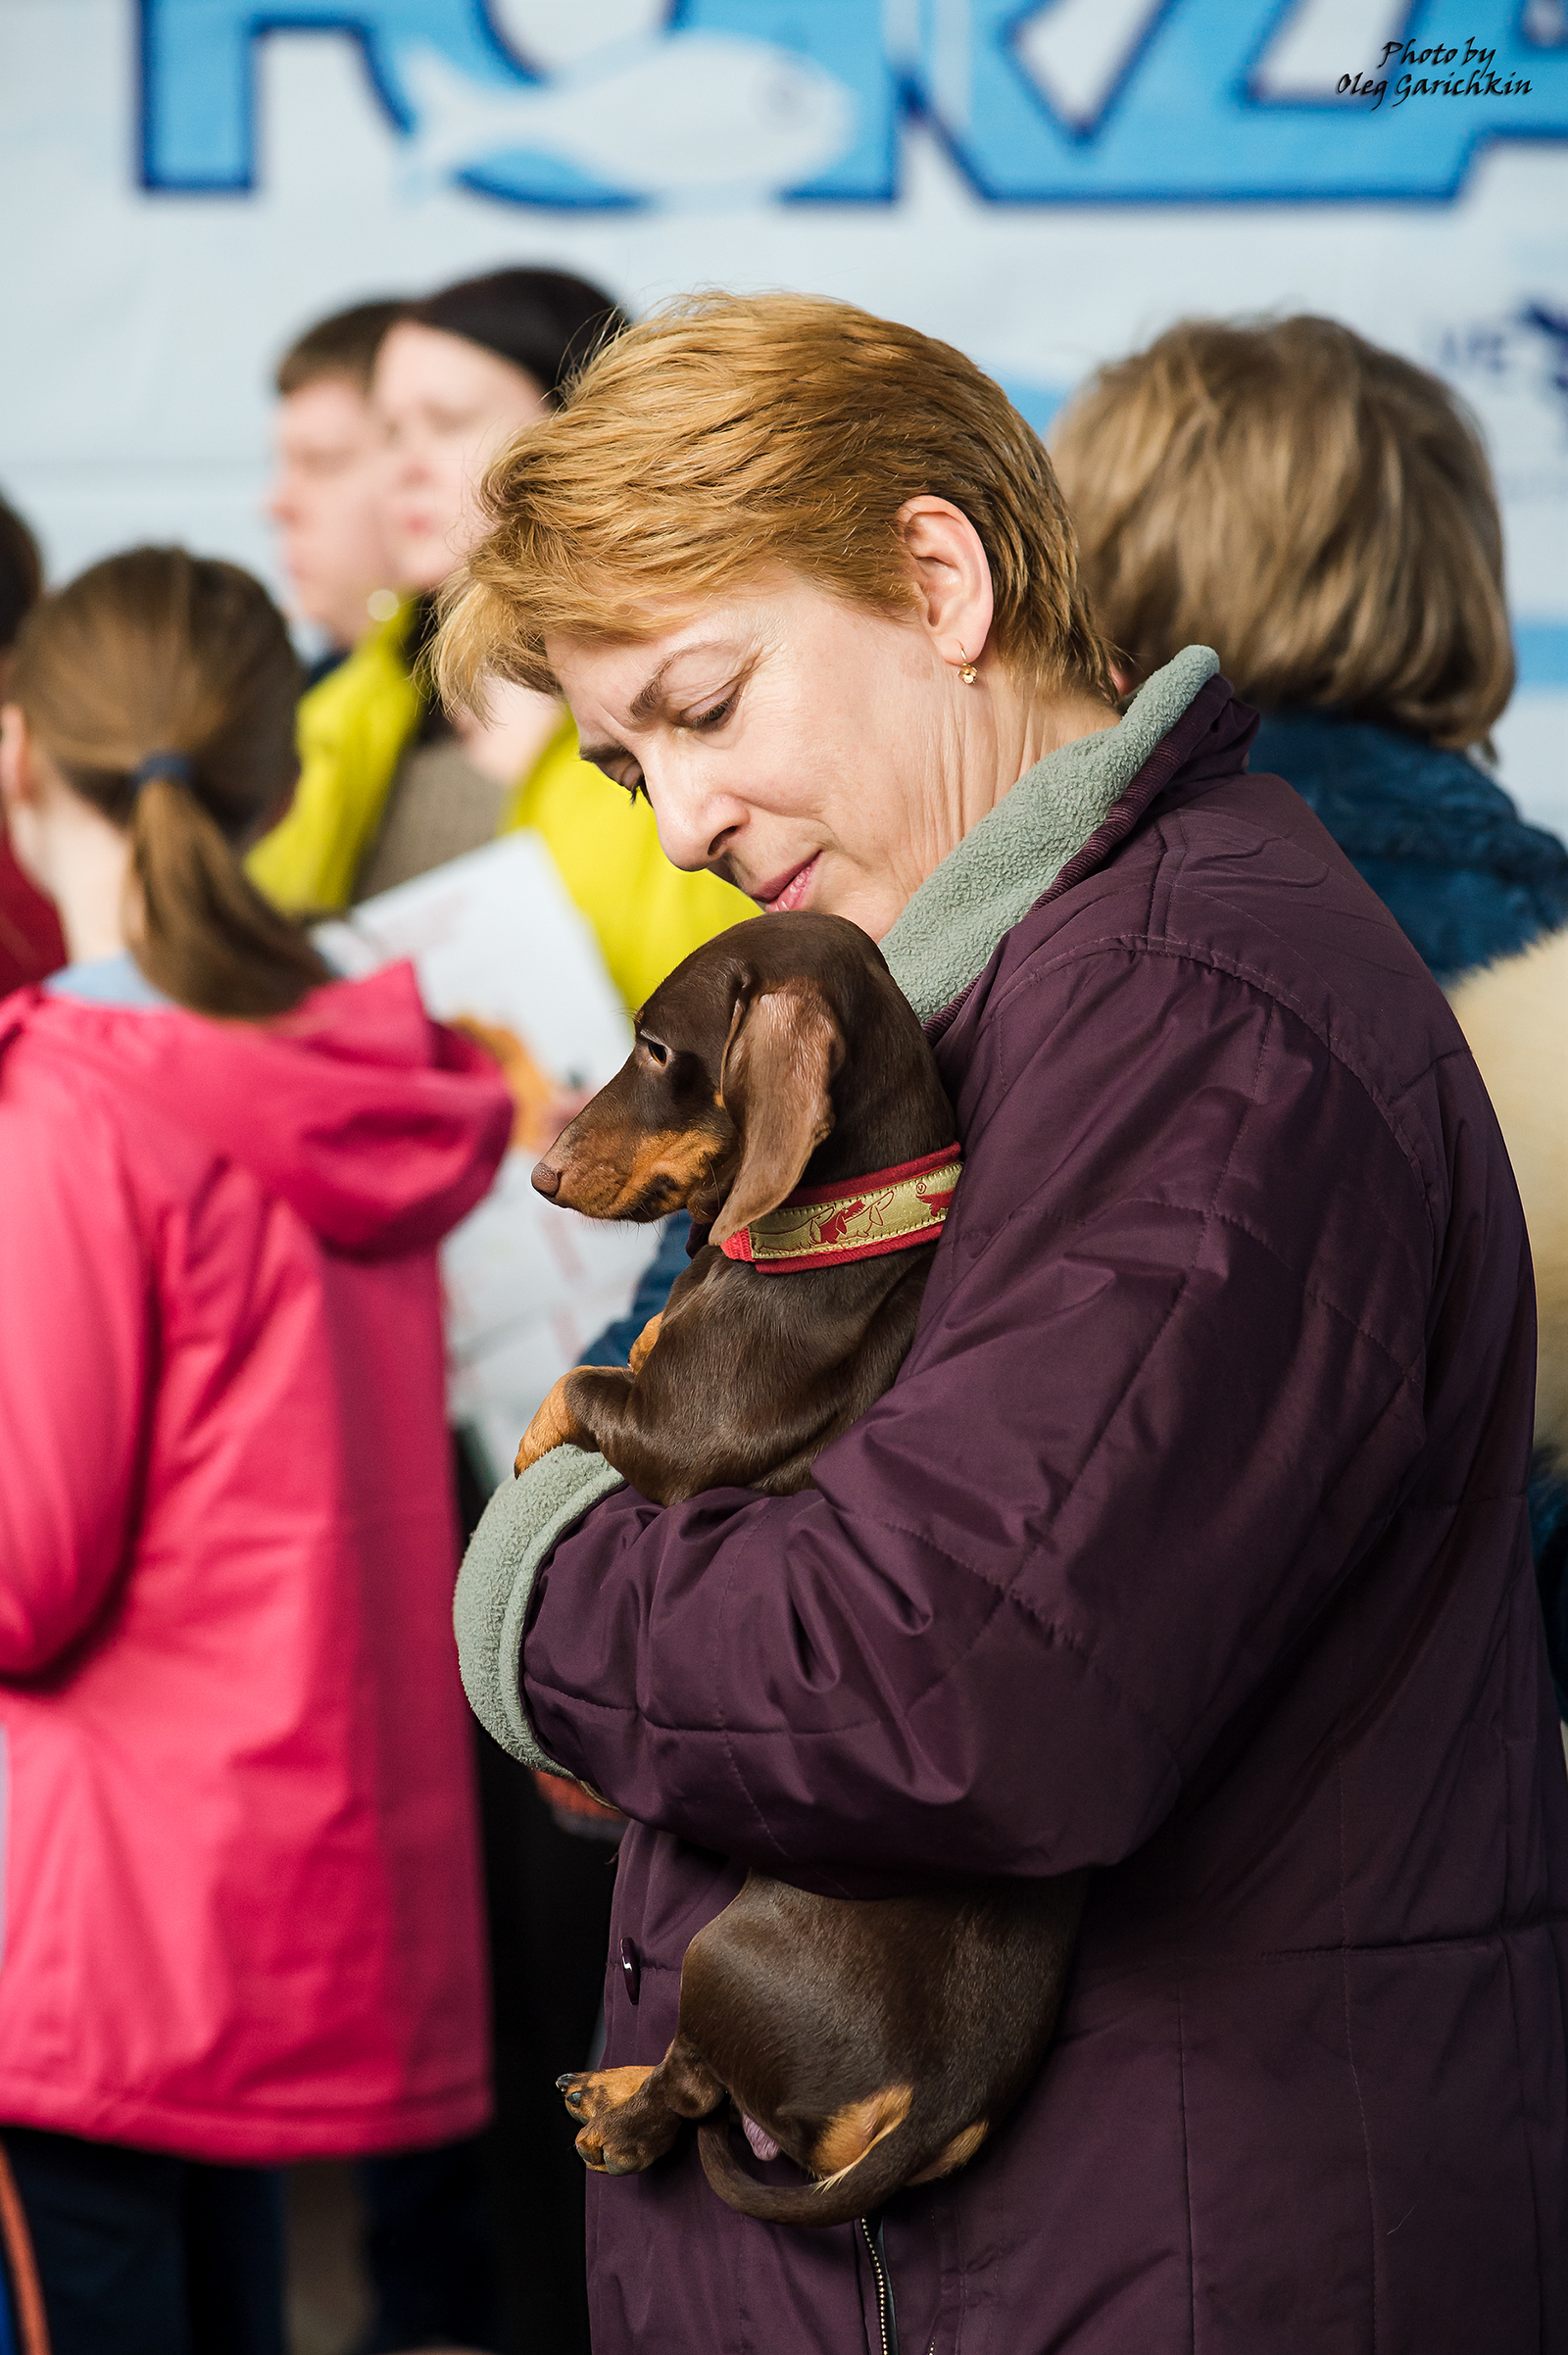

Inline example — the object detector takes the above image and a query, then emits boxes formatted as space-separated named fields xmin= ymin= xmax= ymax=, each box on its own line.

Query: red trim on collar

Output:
xmin=719 ymin=1144 xmax=962 ymax=1273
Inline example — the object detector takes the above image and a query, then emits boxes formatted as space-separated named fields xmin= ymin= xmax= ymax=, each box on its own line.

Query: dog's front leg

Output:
xmin=627 ymin=1312 xmax=662 ymax=1374
xmin=514 ymin=1371 xmax=592 ymax=1474
xmin=514 ymin=1365 xmax=643 ymax=1477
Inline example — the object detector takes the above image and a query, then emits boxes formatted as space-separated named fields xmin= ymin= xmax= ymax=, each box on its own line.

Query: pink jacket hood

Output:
xmin=0 ymin=960 xmax=511 ymax=1255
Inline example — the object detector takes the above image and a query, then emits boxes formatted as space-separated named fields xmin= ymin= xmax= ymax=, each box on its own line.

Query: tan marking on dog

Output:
xmin=559 ymin=1127 xmax=722 ymax=1219
xmin=810 ymin=2083 xmax=912 ymax=2181
xmin=627 ymin=1313 xmax=662 ymax=1375
xmin=514 ymin=1374 xmax=581 ymax=1474
xmin=564 ymin=2062 xmax=663 ymax=2175
xmin=618 ymin=1128 xmax=723 ymax=1212
xmin=560 ymin=2063 xmax=656 ymax=2125
xmin=909 ymin=2120 xmax=989 ymax=2183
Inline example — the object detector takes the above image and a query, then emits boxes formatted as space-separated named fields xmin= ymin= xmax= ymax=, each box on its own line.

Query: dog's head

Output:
xmin=531 ymin=915 xmax=858 ymax=1246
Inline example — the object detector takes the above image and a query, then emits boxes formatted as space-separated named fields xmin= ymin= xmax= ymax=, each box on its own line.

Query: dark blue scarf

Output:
xmin=1252 ymin=710 xmax=1568 ymax=1705
xmin=1250 ymin=711 xmax=1568 ymax=987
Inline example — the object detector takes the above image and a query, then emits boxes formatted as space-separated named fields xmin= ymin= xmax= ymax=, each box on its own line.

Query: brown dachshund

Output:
xmin=518 ymin=911 xmax=1084 ymax=2227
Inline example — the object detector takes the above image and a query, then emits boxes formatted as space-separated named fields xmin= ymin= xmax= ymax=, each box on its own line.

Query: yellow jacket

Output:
xmin=249 ymin=605 xmax=750 ymax=1014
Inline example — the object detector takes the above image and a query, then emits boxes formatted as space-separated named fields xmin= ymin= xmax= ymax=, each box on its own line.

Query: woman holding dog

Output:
xmin=447 ymin=295 xmax=1568 ymax=2353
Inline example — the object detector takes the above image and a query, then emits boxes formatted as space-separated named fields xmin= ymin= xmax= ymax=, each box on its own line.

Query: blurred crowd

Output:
xmin=0 ymin=270 xmax=1564 ymax=2355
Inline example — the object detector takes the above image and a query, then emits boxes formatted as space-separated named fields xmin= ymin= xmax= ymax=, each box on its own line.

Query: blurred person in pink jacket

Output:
xmin=0 ymin=547 xmax=511 ymax=2355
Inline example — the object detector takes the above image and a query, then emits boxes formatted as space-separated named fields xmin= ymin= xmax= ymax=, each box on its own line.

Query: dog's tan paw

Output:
xmin=558 ymin=2064 xmax=666 ymax=2175
xmin=514 ymin=1375 xmax=581 ymax=1475
xmin=627 ymin=1312 xmax=663 ymax=1376
xmin=557 ymin=2063 xmax=655 ymax=2127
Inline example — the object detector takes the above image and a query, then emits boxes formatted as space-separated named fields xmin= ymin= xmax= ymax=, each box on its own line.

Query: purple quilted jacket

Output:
xmin=475 ymin=670 xmax=1568 ymax=2352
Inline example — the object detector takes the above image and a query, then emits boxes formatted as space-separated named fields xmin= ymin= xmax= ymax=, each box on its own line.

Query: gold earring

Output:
xmin=957 ymin=647 xmax=978 ymax=684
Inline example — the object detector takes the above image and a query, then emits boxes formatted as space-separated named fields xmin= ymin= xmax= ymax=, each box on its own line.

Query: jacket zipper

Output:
xmin=858 ymin=2215 xmax=899 ymax=2355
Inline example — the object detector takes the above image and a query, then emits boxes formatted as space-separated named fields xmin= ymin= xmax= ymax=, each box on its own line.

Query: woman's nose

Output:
xmin=643 ymin=761 xmax=743 ymax=877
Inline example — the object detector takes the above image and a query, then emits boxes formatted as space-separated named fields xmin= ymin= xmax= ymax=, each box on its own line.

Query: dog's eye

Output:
xmin=640 ymin=1036 xmax=670 ymax=1067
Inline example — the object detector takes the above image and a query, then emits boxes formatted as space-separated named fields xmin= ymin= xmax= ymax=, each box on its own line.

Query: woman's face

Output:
xmin=374 ymin=322 xmax=550 ymax=594
xmin=552 ymin=568 xmax=1033 ymax=942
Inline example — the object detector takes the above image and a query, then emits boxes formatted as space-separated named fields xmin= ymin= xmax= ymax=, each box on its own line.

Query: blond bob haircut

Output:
xmin=436 ymin=291 xmax=1114 ymax=710
xmin=1051 ymin=316 xmax=1512 ymax=751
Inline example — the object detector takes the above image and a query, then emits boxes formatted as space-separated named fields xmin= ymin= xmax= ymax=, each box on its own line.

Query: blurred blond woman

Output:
xmin=1055 ymin=314 xmax=1568 ymax=1709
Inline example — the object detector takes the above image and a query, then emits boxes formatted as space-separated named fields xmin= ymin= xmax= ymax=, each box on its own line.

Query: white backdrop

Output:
xmin=3 ymin=0 xmax=1565 ymax=829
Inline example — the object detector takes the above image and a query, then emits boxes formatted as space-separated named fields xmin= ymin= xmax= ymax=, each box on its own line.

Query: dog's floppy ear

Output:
xmin=709 ymin=981 xmax=842 ymax=1249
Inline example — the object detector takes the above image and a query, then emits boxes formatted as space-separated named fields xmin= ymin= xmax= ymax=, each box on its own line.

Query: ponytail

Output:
xmin=8 ymin=548 xmax=329 ymax=1019
xmin=128 ymin=770 xmax=328 ymax=1017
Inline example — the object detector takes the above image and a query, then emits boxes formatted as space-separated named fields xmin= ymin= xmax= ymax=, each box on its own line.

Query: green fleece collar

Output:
xmin=880 ymin=646 xmax=1218 ymax=1023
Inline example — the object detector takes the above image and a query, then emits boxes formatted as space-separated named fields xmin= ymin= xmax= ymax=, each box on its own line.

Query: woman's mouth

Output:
xmin=754 ymin=857 xmax=818 ymax=914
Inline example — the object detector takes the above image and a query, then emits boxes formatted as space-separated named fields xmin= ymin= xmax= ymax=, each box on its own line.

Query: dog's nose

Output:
xmin=531 ymin=1159 xmax=562 ymax=1198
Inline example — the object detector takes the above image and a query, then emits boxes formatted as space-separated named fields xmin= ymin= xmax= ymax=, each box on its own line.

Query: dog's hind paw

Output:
xmin=557 ymin=2062 xmax=685 ymax=2176
xmin=557 ymin=2063 xmax=655 ymax=2126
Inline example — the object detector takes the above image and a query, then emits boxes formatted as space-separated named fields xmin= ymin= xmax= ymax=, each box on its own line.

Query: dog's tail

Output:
xmin=697 ymin=2108 xmax=940 ymax=2230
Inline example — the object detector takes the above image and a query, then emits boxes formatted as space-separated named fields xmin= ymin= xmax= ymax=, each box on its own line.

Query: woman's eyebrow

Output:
xmin=578 ymin=644 xmax=743 ymax=754
xmin=629 ymin=657 xmax=676 ymax=722
xmin=629 ymin=643 xmax=733 ymax=721
xmin=577 ymin=735 xmax=628 ymax=769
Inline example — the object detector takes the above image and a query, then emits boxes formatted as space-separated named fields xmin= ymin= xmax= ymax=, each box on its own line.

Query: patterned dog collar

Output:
xmin=719 ymin=1145 xmax=962 ymax=1273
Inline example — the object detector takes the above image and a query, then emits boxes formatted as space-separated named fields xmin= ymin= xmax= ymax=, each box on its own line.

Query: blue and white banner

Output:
xmin=3 ymin=0 xmax=1565 ymax=823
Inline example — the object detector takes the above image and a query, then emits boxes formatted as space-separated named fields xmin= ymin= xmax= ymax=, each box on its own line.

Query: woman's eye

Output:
xmin=692 ymin=694 xmax=733 ymax=730
xmin=623 ymin=771 xmax=647 ymax=807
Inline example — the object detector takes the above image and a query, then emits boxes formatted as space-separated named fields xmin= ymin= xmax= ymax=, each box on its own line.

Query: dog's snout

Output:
xmin=531 ymin=1159 xmax=563 ymax=1199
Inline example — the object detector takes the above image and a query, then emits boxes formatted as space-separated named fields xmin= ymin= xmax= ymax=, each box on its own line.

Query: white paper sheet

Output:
xmin=318 ymin=831 xmax=660 ymax=1488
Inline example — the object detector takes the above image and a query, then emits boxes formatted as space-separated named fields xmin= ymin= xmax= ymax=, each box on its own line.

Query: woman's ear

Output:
xmin=709 ymin=981 xmax=842 ymax=1248
xmin=895 ymin=496 xmax=996 ymax=681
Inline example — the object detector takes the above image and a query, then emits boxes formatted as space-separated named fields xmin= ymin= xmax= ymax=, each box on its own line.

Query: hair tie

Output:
xmin=129 ymin=751 xmax=196 ymax=794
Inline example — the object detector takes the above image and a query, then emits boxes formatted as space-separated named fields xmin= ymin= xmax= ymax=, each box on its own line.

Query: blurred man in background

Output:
xmin=268 ymin=299 xmax=405 ymax=683
xmin=251 ymin=267 xmax=744 ymax=1004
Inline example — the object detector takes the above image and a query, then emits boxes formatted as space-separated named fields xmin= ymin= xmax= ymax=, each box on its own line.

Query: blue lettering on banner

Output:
xmin=137 ymin=0 xmax=1568 ymax=208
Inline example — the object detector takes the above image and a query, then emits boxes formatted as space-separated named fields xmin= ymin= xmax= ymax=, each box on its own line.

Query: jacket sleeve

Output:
xmin=514 ymin=952 xmax=1442 ymax=1884
xmin=0 ymin=1082 xmax=155 ymax=1674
